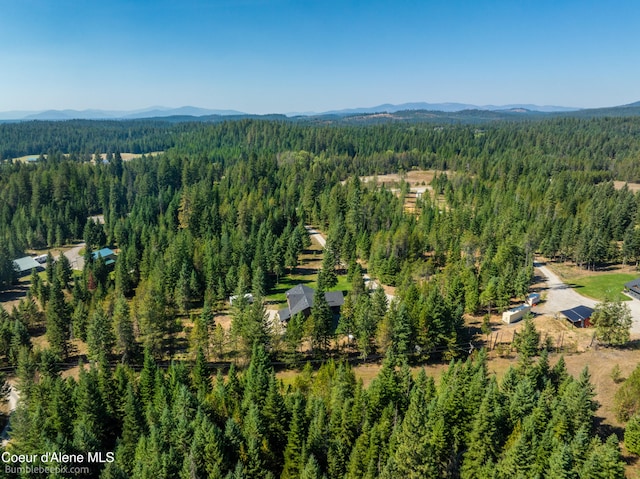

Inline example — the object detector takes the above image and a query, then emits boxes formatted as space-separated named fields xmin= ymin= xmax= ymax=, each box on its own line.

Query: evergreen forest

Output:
xmin=1 ymin=116 xmax=640 ymax=477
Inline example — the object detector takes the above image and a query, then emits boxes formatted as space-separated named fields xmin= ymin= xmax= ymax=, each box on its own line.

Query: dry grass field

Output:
xmin=614 ymin=181 xmax=640 ymax=193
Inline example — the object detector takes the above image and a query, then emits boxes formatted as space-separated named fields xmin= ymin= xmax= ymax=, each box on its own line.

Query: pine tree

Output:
xmin=282 ymin=394 xmax=307 ymax=479
xmin=55 ymin=251 xmax=73 ymax=289
xmin=87 ymin=306 xmax=115 ymax=362
xmin=121 ymin=383 xmax=143 ymax=472
xmin=317 ymin=248 xmax=338 ymax=291
xmin=393 ymin=377 xmax=439 ymax=478
xmin=591 ymin=298 xmax=633 ymax=346
xmin=461 ymin=383 xmax=501 ymax=479
xmin=192 ymin=347 xmax=211 ymax=394
xmin=262 ymin=375 xmax=288 ymax=475
xmin=242 ymin=343 xmax=272 ymax=411
xmin=112 ymin=294 xmax=136 ymax=363
xmin=580 ymin=435 xmax=625 ymax=479
xmin=46 ymin=277 xmax=71 ymax=359
xmin=301 ymin=455 xmax=323 ymax=479
xmin=545 ymin=443 xmax=577 ymax=479
xmin=513 ymin=317 xmax=540 ymax=359
xmin=308 ymin=288 xmax=333 ymax=353
xmin=625 ymin=413 xmax=640 ymax=455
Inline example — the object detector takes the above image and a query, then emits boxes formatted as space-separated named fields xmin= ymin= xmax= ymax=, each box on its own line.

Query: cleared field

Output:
xmin=614 ymin=181 xmax=640 ymax=193
xmin=358 ymin=169 xmax=450 ymax=188
xmin=11 ymin=152 xmax=163 ymax=163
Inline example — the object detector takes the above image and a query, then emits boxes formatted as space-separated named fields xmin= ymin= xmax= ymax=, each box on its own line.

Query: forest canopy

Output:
xmin=0 ymin=115 xmax=638 ymax=477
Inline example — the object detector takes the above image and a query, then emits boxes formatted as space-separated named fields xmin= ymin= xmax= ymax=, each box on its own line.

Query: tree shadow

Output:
xmin=594 ymin=416 xmax=625 ymax=442
xmin=0 ymin=283 xmax=30 ymax=308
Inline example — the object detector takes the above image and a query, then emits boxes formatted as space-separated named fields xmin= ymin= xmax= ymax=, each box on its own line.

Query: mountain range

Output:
xmin=0 ymin=102 xmax=580 ymax=121
xmin=1 ymin=101 xmax=639 ymax=122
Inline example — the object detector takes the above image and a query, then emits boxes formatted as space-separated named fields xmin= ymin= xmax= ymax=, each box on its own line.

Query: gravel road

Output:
xmin=534 ymin=261 xmax=640 ymax=334
xmin=534 ymin=261 xmax=598 ymax=314
xmin=63 ymin=242 xmax=86 ymax=271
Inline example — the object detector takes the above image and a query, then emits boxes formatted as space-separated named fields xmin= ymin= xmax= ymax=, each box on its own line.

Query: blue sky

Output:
xmin=0 ymin=0 xmax=638 ymax=113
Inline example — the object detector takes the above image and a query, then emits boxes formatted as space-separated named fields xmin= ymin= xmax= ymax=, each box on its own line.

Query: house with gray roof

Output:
xmin=278 ymin=284 xmax=344 ymax=322
xmin=13 ymin=256 xmax=44 ymax=277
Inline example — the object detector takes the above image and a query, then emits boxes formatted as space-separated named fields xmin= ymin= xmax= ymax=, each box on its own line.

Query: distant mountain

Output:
xmin=122 ymin=106 xmax=245 ymax=119
xmin=320 ymin=102 xmax=580 ymax=116
xmin=23 ymin=109 xmax=122 ymax=120
xmin=7 ymin=106 xmax=246 ymax=121
xmin=0 ymin=110 xmax=41 ymax=120
xmin=3 ymin=101 xmax=640 ymax=123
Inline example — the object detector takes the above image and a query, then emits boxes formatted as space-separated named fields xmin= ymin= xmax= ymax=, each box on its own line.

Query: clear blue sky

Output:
xmin=1 ymin=0 xmax=638 ymax=113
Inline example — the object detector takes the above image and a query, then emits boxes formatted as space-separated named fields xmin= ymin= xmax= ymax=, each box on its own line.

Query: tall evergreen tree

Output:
xmin=46 ymin=277 xmax=71 ymax=359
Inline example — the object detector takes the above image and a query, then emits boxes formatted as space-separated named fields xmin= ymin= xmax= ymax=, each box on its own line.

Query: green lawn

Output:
xmin=267 ymin=273 xmax=352 ymax=307
xmin=566 ymin=272 xmax=637 ymax=302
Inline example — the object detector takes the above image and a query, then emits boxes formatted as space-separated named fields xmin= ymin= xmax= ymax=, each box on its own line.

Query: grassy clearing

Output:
xmin=565 ymin=273 xmax=637 ymax=302
xmin=267 ymin=273 xmax=351 ymax=307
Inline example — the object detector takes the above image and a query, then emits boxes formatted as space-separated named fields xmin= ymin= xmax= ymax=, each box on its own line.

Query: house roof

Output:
xmin=506 ymin=304 xmax=530 ymax=314
xmin=278 ymin=308 xmax=291 ymax=322
xmin=325 ymin=291 xmax=345 ymax=308
xmin=287 ymin=284 xmax=316 ymax=316
xmin=278 ymin=284 xmax=345 ymax=321
xmin=13 ymin=256 xmax=41 ymax=273
xmin=625 ymin=278 xmax=640 ymax=295
xmin=561 ymin=305 xmax=594 ymax=323
xmin=92 ymin=248 xmax=116 ymax=260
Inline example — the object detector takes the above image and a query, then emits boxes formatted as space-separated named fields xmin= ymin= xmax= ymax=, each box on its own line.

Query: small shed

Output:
xmin=561 ymin=305 xmax=593 ymax=328
xmin=12 ymin=256 xmax=43 ymax=277
xmin=502 ymin=304 xmax=531 ymax=324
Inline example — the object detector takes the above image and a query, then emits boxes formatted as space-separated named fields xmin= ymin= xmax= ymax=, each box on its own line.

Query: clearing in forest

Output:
xmin=545 ymin=261 xmax=639 ymax=302
xmin=614 ymin=180 xmax=640 ymax=193
xmin=265 ymin=230 xmax=351 ymax=308
xmin=356 ymin=169 xmax=451 ymax=214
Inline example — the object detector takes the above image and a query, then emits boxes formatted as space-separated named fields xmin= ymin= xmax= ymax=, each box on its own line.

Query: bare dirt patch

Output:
xmin=97 ymin=152 xmax=164 ymax=162
xmin=614 ymin=181 xmax=640 ymax=193
xmin=358 ymin=169 xmax=447 ymax=186
xmin=354 ymin=169 xmax=451 ymax=214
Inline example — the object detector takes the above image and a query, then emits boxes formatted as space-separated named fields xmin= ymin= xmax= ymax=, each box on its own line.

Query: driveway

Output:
xmin=534 ymin=261 xmax=598 ymax=315
xmin=63 ymin=242 xmax=86 ymax=271
xmin=305 ymin=226 xmax=326 ymax=248
xmin=534 ymin=261 xmax=640 ymax=334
